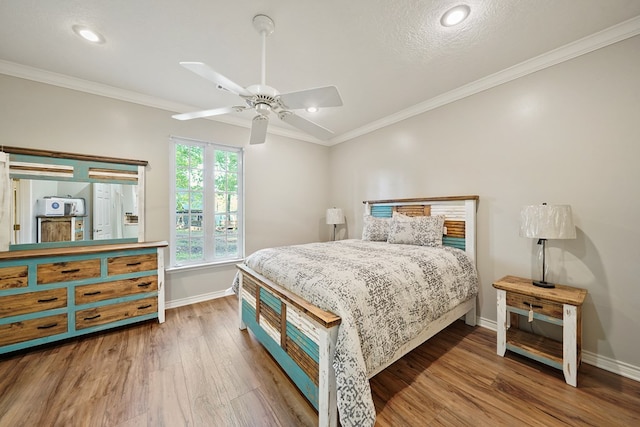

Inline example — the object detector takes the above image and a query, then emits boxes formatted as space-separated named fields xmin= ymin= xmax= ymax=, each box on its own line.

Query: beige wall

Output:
xmin=0 ymin=74 xmax=332 ymax=302
xmin=329 ymin=35 xmax=640 ymax=369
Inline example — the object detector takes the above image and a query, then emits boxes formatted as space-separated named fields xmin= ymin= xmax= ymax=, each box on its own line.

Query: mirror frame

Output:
xmin=0 ymin=146 xmax=147 ymax=252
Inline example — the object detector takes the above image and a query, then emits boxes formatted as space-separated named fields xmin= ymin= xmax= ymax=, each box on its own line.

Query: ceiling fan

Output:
xmin=172 ymin=14 xmax=343 ymax=145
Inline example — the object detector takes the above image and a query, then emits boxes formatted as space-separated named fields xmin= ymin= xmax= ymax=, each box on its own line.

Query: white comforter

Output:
xmin=235 ymin=239 xmax=478 ymax=427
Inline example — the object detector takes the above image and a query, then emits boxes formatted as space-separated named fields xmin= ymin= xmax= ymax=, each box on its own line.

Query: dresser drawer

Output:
xmin=75 ymin=296 xmax=157 ymax=330
xmin=0 ymin=288 xmax=67 ymax=319
xmin=0 ymin=265 xmax=29 ymax=290
xmin=37 ymin=259 xmax=101 ymax=284
xmin=0 ymin=313 xmax=68 ymax=347
xmin=107 ymin=253 xmax=157 ymax=276
xmin=75 ymin=275 xmax=158 ymax=305
xmin=506 ymin=291 xmax=563 ymax=319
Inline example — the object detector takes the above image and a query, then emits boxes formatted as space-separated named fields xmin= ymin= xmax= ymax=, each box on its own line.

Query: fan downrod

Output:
xmin=252 ymin=14 xmax=274 ymax=36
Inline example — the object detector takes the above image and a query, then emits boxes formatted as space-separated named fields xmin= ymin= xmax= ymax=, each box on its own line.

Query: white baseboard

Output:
xmin=165 ymin=288 xmax=234 ymax=310
xmin=474 ymin=316 xmax=640 ymax=382
xmin=581 ymin=351 xmax=640 ymax=382
xmin=476 ymin=316 xmax=497 ymax=331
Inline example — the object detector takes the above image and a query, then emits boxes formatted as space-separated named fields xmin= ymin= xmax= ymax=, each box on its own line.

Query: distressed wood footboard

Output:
xmin=237 ymin=263 xmax=341 ymax=427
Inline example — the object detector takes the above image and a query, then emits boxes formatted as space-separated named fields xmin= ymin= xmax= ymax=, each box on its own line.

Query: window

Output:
xmin=169 ymin=137 xmax=243 ymax=268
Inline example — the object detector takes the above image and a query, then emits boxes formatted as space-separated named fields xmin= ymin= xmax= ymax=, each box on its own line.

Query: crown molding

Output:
xmin=329 ymin=14 xmax=640 ymax=145
xmin=0 ymin=60 xmax=322 ymax=145
xmin=0 ymin=59 xmax=190 ymax=112
xmin=2 ymin=15 xmax=639 ymax=148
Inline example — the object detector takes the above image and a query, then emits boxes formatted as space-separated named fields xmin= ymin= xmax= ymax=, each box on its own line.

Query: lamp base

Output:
xmin=532 ymin=280 xmax=555 ymax=289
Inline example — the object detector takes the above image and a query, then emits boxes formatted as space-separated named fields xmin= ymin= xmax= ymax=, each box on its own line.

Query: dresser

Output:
xmin=0 ymin=241 xmax=167 ymax=355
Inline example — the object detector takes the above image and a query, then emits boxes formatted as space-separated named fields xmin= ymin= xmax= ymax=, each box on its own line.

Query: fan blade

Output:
xmin=172 ymin=106 xmax=245 ymax=121
xmin=250 ymin=115 xmax=269 ymax=145
xmin=180 ymin=62 xmax=253 ymax=97
xmin=279 ymin=86 xmax=343 ymax=110
xmin=279 ymin=111 xmax=334 ymax=140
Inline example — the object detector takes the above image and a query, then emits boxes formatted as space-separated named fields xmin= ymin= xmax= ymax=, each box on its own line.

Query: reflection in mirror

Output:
xmin=12 ymin=179 xmax=138 ymax=244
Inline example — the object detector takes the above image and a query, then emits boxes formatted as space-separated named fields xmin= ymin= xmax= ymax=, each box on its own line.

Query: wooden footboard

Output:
xmin=237 ymin=264 xmax=341 ymax=427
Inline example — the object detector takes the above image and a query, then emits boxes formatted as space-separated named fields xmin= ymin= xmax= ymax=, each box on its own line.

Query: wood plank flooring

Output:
xmin=1 ymin=296 xmax=638 ymax=426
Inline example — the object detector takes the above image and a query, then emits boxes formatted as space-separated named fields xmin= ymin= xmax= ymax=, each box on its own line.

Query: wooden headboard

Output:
xmin=363 ymin=195 xmax=479 ymax=262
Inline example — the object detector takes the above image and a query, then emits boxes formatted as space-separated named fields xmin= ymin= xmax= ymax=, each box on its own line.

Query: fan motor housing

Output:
xmin=247 ymin=84 xmax=278 ymax=98
xmin=247 ymin=83 xmax=280 ymax=113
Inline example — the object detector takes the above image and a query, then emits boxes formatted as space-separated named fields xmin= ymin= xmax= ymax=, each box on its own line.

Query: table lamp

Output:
xmin=520 ymin=203 xmax=576 ymax=288
xmin=326 ymin=208 xmax=344 ymax=241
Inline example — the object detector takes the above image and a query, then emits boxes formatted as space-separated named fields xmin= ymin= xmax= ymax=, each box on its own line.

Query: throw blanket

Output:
xmin=234 ymin=239 xmax=478 ymax=427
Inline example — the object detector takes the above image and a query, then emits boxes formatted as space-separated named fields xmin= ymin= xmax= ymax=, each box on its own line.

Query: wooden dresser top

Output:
xmin=0 ymin=241 xmax=168 ymax=261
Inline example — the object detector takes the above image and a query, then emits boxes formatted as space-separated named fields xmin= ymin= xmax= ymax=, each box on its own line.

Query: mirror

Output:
xmin=12 ymin=178 xmax=139 ymax=244
xmin=0 ymin=145 xmax=147 ymax=252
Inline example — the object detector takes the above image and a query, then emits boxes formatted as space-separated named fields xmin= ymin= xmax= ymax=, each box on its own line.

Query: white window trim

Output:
xmin=169 ymin=135 xmax=244 ymax=269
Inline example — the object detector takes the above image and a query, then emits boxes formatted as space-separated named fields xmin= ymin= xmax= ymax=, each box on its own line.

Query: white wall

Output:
xmin=0 ymin=74 xmax=331 ymax=303
xmin=329 ymin=35 xmax=640 ymax=370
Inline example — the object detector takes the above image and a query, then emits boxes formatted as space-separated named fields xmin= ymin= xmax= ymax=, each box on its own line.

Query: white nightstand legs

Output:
xmin=496 ymin=289 xmax=507 ymax=356
xmin=563 ymin=304 xmax=578 ymax=387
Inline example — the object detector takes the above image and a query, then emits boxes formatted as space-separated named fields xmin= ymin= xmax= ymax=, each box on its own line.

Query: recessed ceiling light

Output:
xmin=72 ymin=25 xmax=105 ymax=43
xmin=440 ymin=5 xmax=471 ymax=27
xmin=306 ymin=106 xmax=319 ymax=113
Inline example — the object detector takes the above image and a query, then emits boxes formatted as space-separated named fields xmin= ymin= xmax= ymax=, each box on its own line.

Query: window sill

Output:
xmin=166 ymin=258 xmax=244 ymax=274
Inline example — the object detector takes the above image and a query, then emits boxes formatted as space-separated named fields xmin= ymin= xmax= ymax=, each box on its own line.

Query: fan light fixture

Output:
xmin=171 ymin=14 xmax=343 ymax=145
xmin=440 ymin=5 xmax=471 ymax=27
xmin=72 ymin=25 xmax=105 ymax=43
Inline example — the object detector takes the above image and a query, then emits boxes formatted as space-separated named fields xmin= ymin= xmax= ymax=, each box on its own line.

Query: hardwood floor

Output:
xmin=1 ymin=296 xmax=638 ymax=426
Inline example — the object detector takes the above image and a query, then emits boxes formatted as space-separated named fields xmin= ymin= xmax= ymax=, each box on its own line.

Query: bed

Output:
xmin=234 ymin=196 xmax=479 ymax=427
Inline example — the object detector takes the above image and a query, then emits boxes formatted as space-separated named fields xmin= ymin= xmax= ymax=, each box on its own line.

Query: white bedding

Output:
xmin=235 ymin=239 xmax=478 ymax=427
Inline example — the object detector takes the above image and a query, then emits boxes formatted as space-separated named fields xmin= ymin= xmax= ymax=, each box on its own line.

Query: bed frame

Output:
xmin=237 ymin=195 xmax=479 ymax=426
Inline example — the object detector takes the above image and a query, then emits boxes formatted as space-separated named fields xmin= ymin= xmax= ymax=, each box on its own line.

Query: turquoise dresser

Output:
xmin=0 ymin=241 xmax=166 ymax=355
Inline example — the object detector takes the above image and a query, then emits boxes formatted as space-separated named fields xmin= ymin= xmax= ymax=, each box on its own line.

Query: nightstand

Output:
xmin=493 ymin=275 xmax=587 ymax=387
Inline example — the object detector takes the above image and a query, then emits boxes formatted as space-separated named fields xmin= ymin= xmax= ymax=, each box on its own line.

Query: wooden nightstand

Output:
xmin=493 ymin=275 xmax=588 ymax=387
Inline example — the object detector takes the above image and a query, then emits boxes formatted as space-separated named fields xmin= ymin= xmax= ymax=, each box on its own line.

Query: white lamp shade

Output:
xmin=326 ymin=208 xmax=344 ymax=225
xmin=520 ymin=204 xmax=576 ymax=239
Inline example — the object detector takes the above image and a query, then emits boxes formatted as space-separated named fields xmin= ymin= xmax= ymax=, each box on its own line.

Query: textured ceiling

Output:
xmin=1 ymin=1 xmax=640 ymax=144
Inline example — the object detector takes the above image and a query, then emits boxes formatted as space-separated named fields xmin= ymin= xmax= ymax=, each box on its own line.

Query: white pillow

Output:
xmin=387 ymin=215 xmax=445 ymax=247
xmin=362 ymin=215 xmax=390 ymax=241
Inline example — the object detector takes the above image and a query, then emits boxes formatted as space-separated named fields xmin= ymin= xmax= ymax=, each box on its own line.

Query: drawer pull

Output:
xmin=37 ymin=297 xmax=59 ymax=303
xmin=137 ymin=282 xmax=152 ymax=288
xmin=138 ymin=304 xmax=152 ymax=310
xmin=37 ymin=323 xmax=59 ymax=330
xmin=84 ymin=291 xmax=102 ymax=296
xmin=524 ymin=302 xmax=543 ymax=309
xmin=62 ymin=269 xmax=80 ymax=274
xmin=84 ymin=314 xmax=101 ymax=321
xmin=126 ymin=262 xmax=142 ymax=267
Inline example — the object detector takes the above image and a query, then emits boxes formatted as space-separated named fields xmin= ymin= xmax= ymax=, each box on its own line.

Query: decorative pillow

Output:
xmin=387 ymin=215 xmax=445 ymax=247
xmin=362 ymin=215 xmax=391 ymax=241
xmin=392 ymin=211 xmax=412 ymax=220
